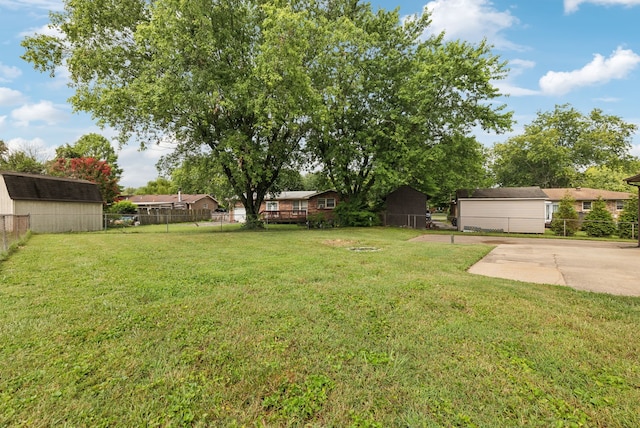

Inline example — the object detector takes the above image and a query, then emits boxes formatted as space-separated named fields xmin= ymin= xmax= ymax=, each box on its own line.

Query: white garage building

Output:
xmin=455 ymin=187 xmax=548 ymax=234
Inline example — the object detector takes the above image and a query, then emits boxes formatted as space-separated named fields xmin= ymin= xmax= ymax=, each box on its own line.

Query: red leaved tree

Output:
xmin=50 ymin=157 xmax=120 ymax=204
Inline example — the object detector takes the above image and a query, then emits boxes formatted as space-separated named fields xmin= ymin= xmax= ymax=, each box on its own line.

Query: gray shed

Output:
xmin=0 ymin=171 xmax=103 ymax=233
xmin=456 ymin=187 xmax=547 ymax=234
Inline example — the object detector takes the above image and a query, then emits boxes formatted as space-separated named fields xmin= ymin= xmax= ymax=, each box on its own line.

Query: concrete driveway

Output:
xmin=411 ymin=234 xmax=640 ymax=296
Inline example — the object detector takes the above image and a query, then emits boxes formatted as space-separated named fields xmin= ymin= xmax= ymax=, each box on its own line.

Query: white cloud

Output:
xmin=10 ymin=100 xmax=68 ymax=126
xmin=0 ymin=63 xmax=22 ymax=82
xmin=0 ymin=115 xmax=6 ymax=127
xmin=416 ymin=0 xmax=522 ymax=50
xmin=594 ymin=96 xmax=621 ymax=102
xmin=0 ymin=87 xmax=26 ymax=106
xmin=565 ymin=0 xmax=640 ymax=13
xmin=492 ymin=58 xmax=540 ymax=96
xmin=5 ymin=137 xmax=55 ymax=161
xmin=539 ymin=47 xmax=640 ymax=95
xmin=19 ymin=23 xmax=63 ymax=38
xmin=117 ymin=144 xmax=173 ymax=188
xmin=0 ymin=0 xmax=63 ymax=11
xmin=494 ymin=82 xmax=540 ymax=97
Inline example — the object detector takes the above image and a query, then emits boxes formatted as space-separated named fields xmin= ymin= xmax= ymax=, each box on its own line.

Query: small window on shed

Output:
xmin=616 ymin=200 xmax=624 ymax=210
xmin=582 ymin=201 xmax=592 ymax=211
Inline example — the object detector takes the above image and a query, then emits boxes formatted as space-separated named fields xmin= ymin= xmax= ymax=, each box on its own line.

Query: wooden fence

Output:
xmin=137 ymin=208 xmax=212 ymax=225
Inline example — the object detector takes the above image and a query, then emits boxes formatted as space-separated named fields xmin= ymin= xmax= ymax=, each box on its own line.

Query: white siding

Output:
xmin=0 ymin=177 xmax=15 ymax=214
xmin=458 ymin=198 xmax=545 ymax=234
xmin=14 ymin=200 xmax=102 ymax=233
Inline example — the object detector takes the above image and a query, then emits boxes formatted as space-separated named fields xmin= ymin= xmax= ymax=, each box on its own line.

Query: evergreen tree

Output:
xmin=618 ymin=195 xmax=639 ymax=239
xmin=550 ymin=194 xmax=580 ymax=236
xmin=582 ymin=197 xmax=616 ymax=237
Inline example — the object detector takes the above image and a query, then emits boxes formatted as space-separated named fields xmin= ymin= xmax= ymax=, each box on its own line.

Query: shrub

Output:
xmin=334 ymin=201 xmax=380 ymax=227
xmin=550 ymin=194 xmax=580 ymax=236
xmin=307 ymin=213 xmax=333 ymax=228
xmin=109 ymin=200 xmax=138 ymax=214
xmin=618 ymin=195 xmax=638 ymax=239
xmin=582 ymin=197 xmax=616 ymax=237
xmin=241 ymin=217 xmax=265 ymax=230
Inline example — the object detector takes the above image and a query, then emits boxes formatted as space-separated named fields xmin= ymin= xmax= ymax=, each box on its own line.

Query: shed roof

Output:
xmin=542 ymin=187 xmax=632 ymax=201
xmin=457 ymin=187 xmax=547 ymax=199
xmin=1 ymin=171 xmax=103 ymax=203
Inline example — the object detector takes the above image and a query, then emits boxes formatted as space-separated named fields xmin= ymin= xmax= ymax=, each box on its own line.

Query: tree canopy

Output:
xmin=305 ymin=8 xmax=511 ymax=206
xmin=22 ymin=0 xmax=512 ymax=223
xmin=49 ymin=157 xmax=120 ymax=204
xmin=55 ymin=133 xmax=122 ymax=177
xmin=0 ymin=139 xmax=46 ymax=174
xmin=491 ymin=104 xmax=638 ymax=188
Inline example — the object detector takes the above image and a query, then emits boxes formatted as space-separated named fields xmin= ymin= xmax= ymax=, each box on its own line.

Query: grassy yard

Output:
xmin=1 ymin=226 xmax=639 ymax=426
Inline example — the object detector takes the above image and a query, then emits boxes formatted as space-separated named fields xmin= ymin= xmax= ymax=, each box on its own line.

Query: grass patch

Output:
xmin=1 ymin=226 xmax=639 ymax=426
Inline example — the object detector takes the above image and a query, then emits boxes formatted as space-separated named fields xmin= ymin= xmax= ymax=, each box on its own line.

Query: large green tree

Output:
xmin=55 ymin=133 xmax=122 ymax=177
xmin=306 ymin=7 xmax=511 ymax=206
xmin=492 ymin=104 xmax=638 ymax=188
xmin=579 ymin=162 xmax=640 ymax=193
xmin=23 ymin=0 xmax=320 ymax=227
xmin=134 ymin=177 xmax=176 ymax=195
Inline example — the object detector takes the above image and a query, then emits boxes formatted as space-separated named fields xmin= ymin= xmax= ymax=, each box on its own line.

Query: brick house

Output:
xmin=231 ymin=190 xmax=340 ymax=223
xmin=542 ymin=187 xmax=633 ymax=222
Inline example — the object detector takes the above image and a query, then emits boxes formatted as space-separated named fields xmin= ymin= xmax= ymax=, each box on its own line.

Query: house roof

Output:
xmin=624 ymin=173 xmax=640 ymax=184
xmin=126 ymin=194 xmax=217 ymax=204
xmin=457 ymin=187 xmax=548 ymax=199
xmin=1 ymin=171 xmax=103 ymax=203
xmin=542 ymin=187 xmax=632 ymax=201
xmin=264 ymin=190 xmax=337 ymax=200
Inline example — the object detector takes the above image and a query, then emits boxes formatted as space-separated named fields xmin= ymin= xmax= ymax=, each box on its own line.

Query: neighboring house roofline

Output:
xmin=457 ymin=187 xmax=548 ymax=200
xmin=542 ymin=187 xmax=632 ymax=201
xmin=235 ymin=190 xmax=338 ymax=202
xmin=624 ymin=173 xmax=640 ymax=184
xmin=126 ymin=194 xmax=218 ymax=204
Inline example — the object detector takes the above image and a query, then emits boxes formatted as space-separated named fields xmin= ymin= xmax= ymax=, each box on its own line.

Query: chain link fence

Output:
xmin=104 ymin=210 xmax=231 ymax=231
xmin=552 ymin=218 xmax=639 ymax=238
xmin=1 ymin=214 xmax=30 ymax=252
xmin=381 ymin=213 xmax=427 ymax=229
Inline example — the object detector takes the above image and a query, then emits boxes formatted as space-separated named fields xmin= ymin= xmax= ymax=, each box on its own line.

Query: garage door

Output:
xmin=233 ymin=207 xmax=246 ymax=223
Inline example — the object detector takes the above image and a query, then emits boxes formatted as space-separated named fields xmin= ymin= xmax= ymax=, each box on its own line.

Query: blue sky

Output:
xmin=2 ymin=0 xmax=640 ymax=188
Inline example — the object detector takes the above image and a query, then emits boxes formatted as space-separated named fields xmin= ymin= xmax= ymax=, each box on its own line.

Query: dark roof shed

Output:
xmin=1 ymin=171 xmax=103 ymax=203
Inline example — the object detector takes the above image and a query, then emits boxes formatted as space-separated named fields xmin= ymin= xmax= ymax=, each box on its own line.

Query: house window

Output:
xmin=317 ymin=198 xmax=336 ymax=209
xmin=292 ymin=200 xmax=308 ymax=211
xmin=582 ymin=201 xmax=592 ymax=211
xmin=203 ymin=203 xmax=208 ymax=209
xmin=266 ymin=201 xmax=279 ymax=211
xmin=616 ymin=200 xmax=624 ymax=210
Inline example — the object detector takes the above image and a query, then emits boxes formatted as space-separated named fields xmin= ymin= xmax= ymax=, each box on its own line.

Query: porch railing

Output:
xmin=261 ymin=210 xmax=308 ymax=223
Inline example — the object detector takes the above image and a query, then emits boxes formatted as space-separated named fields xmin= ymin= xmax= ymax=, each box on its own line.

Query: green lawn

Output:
xmin=1 ymin=226 xmax=639 ymax=426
